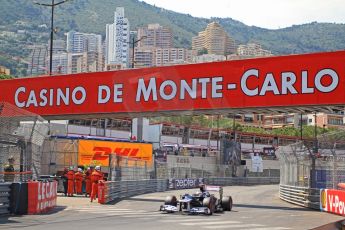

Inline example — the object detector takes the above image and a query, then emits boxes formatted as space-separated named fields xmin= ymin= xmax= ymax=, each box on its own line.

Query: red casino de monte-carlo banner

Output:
xmin=0 ymin=51 xmax=345 ymax=117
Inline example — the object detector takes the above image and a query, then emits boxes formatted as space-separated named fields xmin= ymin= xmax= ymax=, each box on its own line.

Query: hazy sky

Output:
xmin=141 ymin=0 xmax=345 ymax=29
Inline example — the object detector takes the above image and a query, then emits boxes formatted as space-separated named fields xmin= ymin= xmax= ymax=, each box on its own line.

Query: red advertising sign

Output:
xmin=320 ymin=189 xmax=345 ymax=216
xmin=1 ymin=51 xmax=345 ymax=117
xmin=28 ymin=181 xmax=58 ymax=214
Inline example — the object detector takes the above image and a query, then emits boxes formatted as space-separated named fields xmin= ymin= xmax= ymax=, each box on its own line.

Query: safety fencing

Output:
xmin=279 ymin=184 xmax=320 ymax=210
xmin=98 ymin=176 xmax=280 ymax=204
xmin=0 ymin=102 xmax=49 ymax=182
xmin=277 ymin=130 xmax=345 ymax=212
xmin=277 ymin=130 xmax=345 ymax=189
xmin=0 ymin=183 xmax=11 ymax=215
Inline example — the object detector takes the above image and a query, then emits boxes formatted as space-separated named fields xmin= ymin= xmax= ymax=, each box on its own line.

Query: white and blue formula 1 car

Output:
xmin=159 ymin=185 xmax=232 ymax=215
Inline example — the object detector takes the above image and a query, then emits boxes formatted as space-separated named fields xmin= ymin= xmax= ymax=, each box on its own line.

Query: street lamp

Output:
xmin=127 ymin=35 xmax=147 ymax=68
xmin=34 ymin=0 xmax=70 ymax=76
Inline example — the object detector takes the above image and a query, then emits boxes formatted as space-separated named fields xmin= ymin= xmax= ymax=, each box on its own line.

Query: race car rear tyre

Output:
xmin=164 ymin=195 xmax=177 ymax=206
xmin=203 ymin=197 xmax=215 ymax=215
xmin=221 ymin=196 xmax=233 ymax=211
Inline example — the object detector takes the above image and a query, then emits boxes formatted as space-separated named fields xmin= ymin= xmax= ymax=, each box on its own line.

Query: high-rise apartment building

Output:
xmin=154 ymin=48 xmax=188 ymax=66
xmin=67 ymin=31 xmax=85 ymax=53
xmin=66 ymin=31 xmax=103 ymax=72
xmin=105 ymin=7 xmax=130 ymax=68
xmin=67 ymin=31 xmax=102 ymax=53
xmin=134 ymin=24 xmax=190 ymax=67
xmin=137 ymin=24 xmax=173 ymax=49
xmin=192 ymin=22 xmax=236 ymax=56
xmin=133 ymin=47 xmax=154 ymax=68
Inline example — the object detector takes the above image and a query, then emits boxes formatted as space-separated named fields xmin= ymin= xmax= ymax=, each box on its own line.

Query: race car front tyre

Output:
xmin=164 ymin=195 xmax=177 ymax=206
xmin=221 ymin=196 xmax=233 ymax=211
xmin=203 ymin=197 xmax=215 ymax=215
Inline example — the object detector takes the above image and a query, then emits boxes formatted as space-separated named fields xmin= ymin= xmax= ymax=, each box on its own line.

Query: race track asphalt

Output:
xmin=0 ymin=185 xmax=343 ymax=230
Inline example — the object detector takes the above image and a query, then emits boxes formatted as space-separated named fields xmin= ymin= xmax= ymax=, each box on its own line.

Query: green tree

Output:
xmin=0 ymin=74 xmax=13 ymax=79
xmin=197 ymin=47 xmax=208 ymax=55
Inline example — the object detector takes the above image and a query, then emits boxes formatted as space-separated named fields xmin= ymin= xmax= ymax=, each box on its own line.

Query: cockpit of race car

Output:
xmin=159 ymin=184 xmax=232 ymax=215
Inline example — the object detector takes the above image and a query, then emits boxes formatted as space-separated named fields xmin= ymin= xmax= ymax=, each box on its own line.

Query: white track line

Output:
xmin=203 ymin=224 xmax=264 ymax=229
xmin=160 ymin=218 xmax=223 ymax=223
xmin=181 ymin=221 xmax=241 ymax=226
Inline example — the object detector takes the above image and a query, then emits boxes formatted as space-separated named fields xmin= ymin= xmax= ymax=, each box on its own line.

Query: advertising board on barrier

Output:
xmin=0 ymin=51 xmax=345 ymax=118
xmin=320 ymin=189 xmax=345 ymax=216
xmin=169 ymin=178 xmax=204 ymax=190
xmin=78 ymin=139 xmax=153 ymax=167
xmin=28 ymin=181 xmax=58 ymax=214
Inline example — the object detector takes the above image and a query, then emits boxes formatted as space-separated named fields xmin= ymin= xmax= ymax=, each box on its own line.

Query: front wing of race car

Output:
xmin=160 ymin=204 xmax=179 ymax=212
xmin=189 ymin=207 xmax=211 ymax=214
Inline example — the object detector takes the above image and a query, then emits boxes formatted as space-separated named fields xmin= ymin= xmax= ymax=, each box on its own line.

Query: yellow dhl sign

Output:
xmin=78 ymin=140 xmax=153 ymax=167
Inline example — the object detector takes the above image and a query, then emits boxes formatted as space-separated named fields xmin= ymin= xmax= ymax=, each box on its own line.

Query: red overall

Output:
xmin=75 ymin=171 xmax=84 ymax=194
xmin=85 ymin=169 xmax=92 ymax=196
xmin=66 ymin=170 xmax=75 ymax=196
xmin=90 ymin=170 xmax=103 ymax=202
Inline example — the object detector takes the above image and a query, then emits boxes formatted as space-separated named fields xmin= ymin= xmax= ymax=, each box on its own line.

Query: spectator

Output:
xmin=62 ymin=168 xmax=68 ymax=196
xmin=4 ymin=156 xmax=15 ymax=182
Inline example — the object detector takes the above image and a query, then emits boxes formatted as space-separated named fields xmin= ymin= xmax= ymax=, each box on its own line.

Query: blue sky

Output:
xmin=141 ymin=0 xmax=345 ymax=29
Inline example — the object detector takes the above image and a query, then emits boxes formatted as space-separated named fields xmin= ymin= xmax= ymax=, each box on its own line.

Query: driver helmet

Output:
xmin=199 ymin=183 xmax=205 ymax=192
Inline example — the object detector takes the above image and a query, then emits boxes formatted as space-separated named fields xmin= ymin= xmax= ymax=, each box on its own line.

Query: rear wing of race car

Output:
xmin=204 ymin=185 xmax=223 ymax=199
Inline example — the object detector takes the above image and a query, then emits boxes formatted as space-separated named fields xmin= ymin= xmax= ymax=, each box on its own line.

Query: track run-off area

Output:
xmin=0 ymin=185 xmax=343 ymax=230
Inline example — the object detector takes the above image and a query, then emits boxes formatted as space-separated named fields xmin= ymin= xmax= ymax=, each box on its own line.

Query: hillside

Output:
xmin=1 ymin=0 xmax=345 ymax=75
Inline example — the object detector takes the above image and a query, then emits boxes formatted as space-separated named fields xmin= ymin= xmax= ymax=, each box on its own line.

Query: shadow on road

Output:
xmin=41 ymin=205 xmax=67 ymax=215
xmin=0 ymin=205 xmax=67 ymax=225
xmin=0 ymin=217 xmax=20 ymax=225
xmin=124 ymin=197 xmax=164 ymax=203
xmin=235 ymin=203 xmax=315 ymax=212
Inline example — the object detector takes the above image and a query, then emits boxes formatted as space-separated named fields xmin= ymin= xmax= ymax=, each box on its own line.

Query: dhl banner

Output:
xmin=0 ymin=51 xmax=345 ymax=117
xmin=320 ymin=189 xmax=345 ymax=216
xmin=78 ymin=139 xmax=153 ymax=167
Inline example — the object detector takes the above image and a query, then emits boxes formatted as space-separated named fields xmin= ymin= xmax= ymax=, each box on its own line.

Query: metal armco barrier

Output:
xmin=0 ymin=183 xmax=11 ymax=215
xmin=279 ymin=184 xmax=320 ymax=210
xmin=98 ymin=177 xmax=279 ymax=204
xmin=205 ymin=177 xmax=280 ymax=186
xmin=98 ymin=179 xmax=168 ymax=204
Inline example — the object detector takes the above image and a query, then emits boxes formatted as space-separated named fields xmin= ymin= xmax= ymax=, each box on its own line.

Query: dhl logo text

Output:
xmin=92 ymin=147 xmax=141 ymax=160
